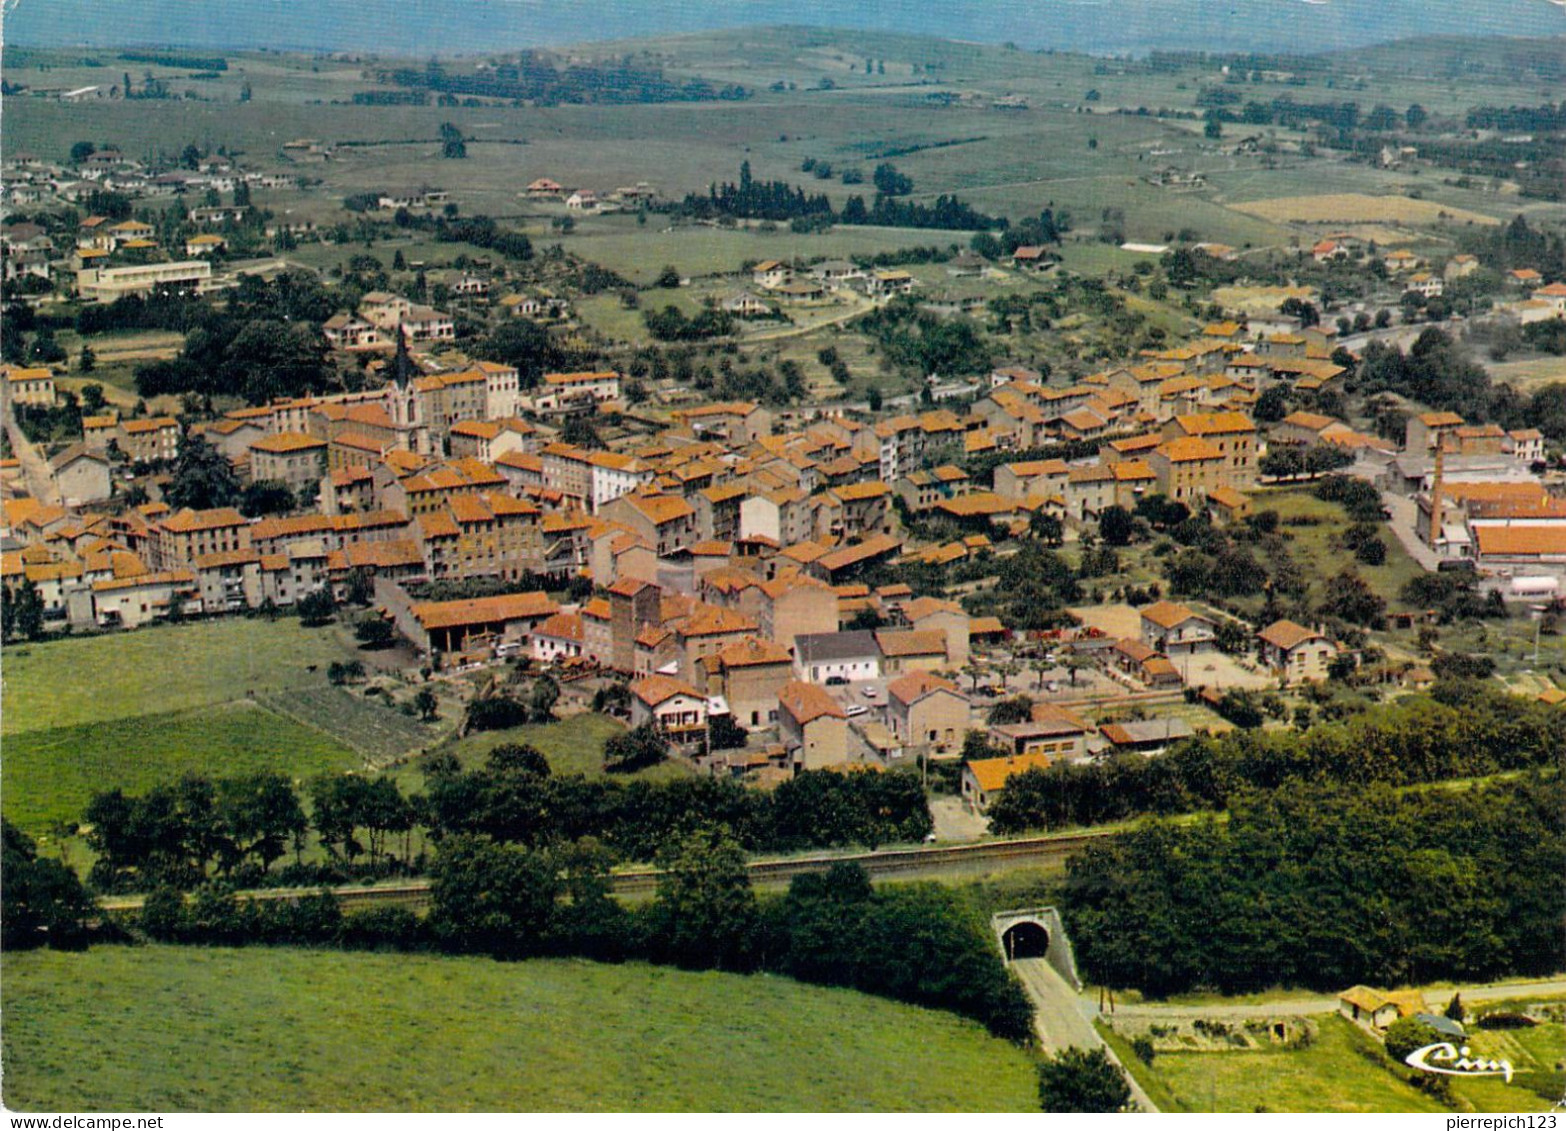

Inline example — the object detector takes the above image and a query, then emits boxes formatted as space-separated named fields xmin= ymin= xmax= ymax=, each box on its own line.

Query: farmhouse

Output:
xmin=1257 ymin=619 xmax=1335 ymax=684
xmin=400 ymin=590 xmax=560 ymax=655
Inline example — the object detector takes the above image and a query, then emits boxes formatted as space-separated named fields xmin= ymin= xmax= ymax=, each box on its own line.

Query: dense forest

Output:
xmin=1062 ymin=773 xmax=1564 ymax=996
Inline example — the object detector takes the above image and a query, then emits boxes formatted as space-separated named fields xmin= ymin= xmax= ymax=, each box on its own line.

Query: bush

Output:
xmin=1037 ymin=1047 xmax=1132 ymax=1112
xmin=1475 ymin=1012 xmax=1537 ymax=1030
xmin=464 ymin=695 xmax=529 ymax=732
xmin=1385 ymin=1017 xmax=1446 ymax=1064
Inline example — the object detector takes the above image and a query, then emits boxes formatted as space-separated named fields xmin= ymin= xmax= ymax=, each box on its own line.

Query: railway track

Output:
xmin=97 ymin=828 xmax=1113 ymax=913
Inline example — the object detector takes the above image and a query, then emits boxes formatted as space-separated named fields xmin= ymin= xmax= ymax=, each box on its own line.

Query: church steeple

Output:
xmin=391 ymin=325 xmax=416 ymax=389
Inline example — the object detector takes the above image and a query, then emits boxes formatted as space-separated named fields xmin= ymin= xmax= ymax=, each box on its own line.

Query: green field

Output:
xmin=1 ymin=701 xmax=359 ymax=833
xmin=1110 ymin=1011 xmax=1565 ymax=1114
xmin=0 ymin=946 xmax=1040 ymax=1112
xmin=1250 ymin=488 xmax=1428 ymax=612
xmin=256 ymin=685 xmax=443 ymax=764
xmin=2 ymin=618 xmax=359 ymax=736
xmin=1114 ymin=1015 xmax=1445 ymax=1114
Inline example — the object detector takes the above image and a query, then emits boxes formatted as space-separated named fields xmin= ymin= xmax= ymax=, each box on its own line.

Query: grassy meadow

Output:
xmin=2 ymin=618 xmax=359 ymax=736
xmin=0 ymin=701 xmax=359 ymax=834
xmin=0 ymin=946 xmax=1040 ymax=1112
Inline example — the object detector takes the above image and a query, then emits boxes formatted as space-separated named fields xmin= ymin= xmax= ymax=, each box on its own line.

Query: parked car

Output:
xmin=861 ymin=687 xmax=879 ymax=699
xmin=826 ymin=675 xmax=849 ymax=686
xmin=846 ymin=704 xmax=868 ymax=718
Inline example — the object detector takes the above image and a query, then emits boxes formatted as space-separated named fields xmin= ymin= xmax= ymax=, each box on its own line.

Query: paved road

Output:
xmin=4 ymin=405 xmax=62 ymax=505
xmin=1105 ymin=977 xmax=1566 ymax=1020
xmin=1012 ymin=958 xmax=1159 ymax=1113
xmin=1382 ymin=491 xmax=1442 ymax=570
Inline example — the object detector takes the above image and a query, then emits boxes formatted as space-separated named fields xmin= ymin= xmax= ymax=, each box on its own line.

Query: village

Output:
xmin=2 ymin=23 xmax=1565 ymax=1117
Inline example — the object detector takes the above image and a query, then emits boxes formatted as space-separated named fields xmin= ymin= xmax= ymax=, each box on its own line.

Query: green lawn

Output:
xmin=3 ymin=618 xmax=358 ymax=736
xmin=1133 ymin=1015 xmax=1446 ymax=1113
xmin=1 ymin=701 xmax=359 ymax=833
xmin=1 ymin=946 xmax=1040 ymax=1112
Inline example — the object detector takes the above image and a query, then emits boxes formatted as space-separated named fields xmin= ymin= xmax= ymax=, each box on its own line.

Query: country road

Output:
xmin=5 ymin=404 xmax=62 ymax=506
xmin=1106 ymin=977 xmax=1566 ymax=1020
xmin=1012 ymin=958 xmax=1159 ymax=1113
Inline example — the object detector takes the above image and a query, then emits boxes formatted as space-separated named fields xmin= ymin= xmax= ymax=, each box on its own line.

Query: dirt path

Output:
xmin=1106 ymin=978 xmax=1566 ymax=1021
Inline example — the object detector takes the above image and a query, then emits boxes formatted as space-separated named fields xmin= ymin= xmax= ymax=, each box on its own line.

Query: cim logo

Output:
xmin=1404 ymin=1042 xmax=1515 ymax=1084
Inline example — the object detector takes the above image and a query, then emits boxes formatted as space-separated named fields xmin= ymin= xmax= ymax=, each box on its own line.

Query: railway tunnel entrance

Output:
xmin=1001 ymin=920 xmax=1051 ymax=960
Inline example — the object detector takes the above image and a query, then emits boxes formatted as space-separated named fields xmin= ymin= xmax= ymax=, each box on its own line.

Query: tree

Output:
xmin=438 ymin=122 xmax=467 ymax=159
xmin=646 ymin=827 xmax=758 ymax=970
xmin=1 ymin=819 xmax=95 ymax=951
xmin=654 ymin=265 xmax=681 ymax=288
xmin=987 ymin=695 xmax=1034 ymax=725
xmin=1320 ymin=568 xmax=1386 ymax=629
xmin=164 ymin=432 xmax=240 ymax=509
xmin=427 ymin=834 xmax=559 ymax=958
xmin=295 ymin=588 xmax=336 ymax=627
xmin=1385 ymin=1017 xmax=1446 ymax=1065
xmin=1037 ymin=1047 xmax=1132 ymax=1113
xmin=239 ymin=479 xmax=295 ymax=518
xmin=355 ymin=615 xmax=396 ymax=649
xmin=604 ymin=722 xmax=669 ymax=772
xmin=215 ymin=772 xmax=306 ymax=875
xmin=69 ymin=141 xmax=96 ymax=165
xmin=709 ymin=713 xmax=748 ymax=750
xmin=1099 ymin=506 xmax=1134 ymax=547
xmin=527 ymin=675 xmax=559 ymax=723
xmin=79 ymin=347 xmax=97 ymax=376
xmin=1445 ymin=993 xmax=1465 ymax=1023
xmin=1031 ymin=511 xmax=1064 ymax=547
xmin=3 ymin=579 xmax=47 ymax=642
xmin=414 ymin=687 xmax=439 ymax=722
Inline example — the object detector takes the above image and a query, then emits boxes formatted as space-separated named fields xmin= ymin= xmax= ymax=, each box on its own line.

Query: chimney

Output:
xmin=1427 ymin=439 xmax=1446 ymax=550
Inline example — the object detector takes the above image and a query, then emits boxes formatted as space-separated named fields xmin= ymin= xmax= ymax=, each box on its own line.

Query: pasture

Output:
xmin=1 ymin=618 xmax=359 ymax=736
xmin=1229 ymin=192 xmax=1499 ymax=228
xmin=1486 ymin=354 xmax=1566 ymax=395
xmin=0 ymin=701 xmax=359 ymax=833
xmin=0 ymin=946 xmax=1040 ymax=1112
xmin=255 ymin=685 xmax=443 ymax=764
xmin=1249 ymin=487 xmax=1427 ymax=612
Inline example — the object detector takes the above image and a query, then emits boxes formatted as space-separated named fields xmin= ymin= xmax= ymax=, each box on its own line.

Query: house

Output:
xmin=1339 ymin=987 xmax=1427 ymax=1032
xmin=961 ymin=751 xmax=1051 ymax=814
xmin=794 ymin=629 xmax=881 ymax=684
xmin=629 ymin=674 xmax=709 ymax=749
xmin=886 ymin=673 xmax=969 ymax=755
xmin=565 ymin=189 xmax=599 ymax=211
xmin=399 ymin=590 xmax=560 ymax=655
xmin=867 ymin=269 xmax=915 ymax=297
xmin=697 ymin=636 xmax=794 ymax=729
xmin=752 ymin=260 xmax=790 ymax=289
xmin=875 ymin=629 xmax=948 ymax=676
xmin=3 ymin=366 xmax=56 ymax=408
xmin=777 ymin=680 xmax=849 ymax=770
xmin=1140 ymin=600 xmax=1216 ymax=656
xmin=987 ymin=705 xmax=1090 ymax=759
xmin=249 ymin=433 xmax=328 ymax=497
xmin=48 ymin=445 xmax=113 ymax=505
xmin=1257 ymin=619 xmax=1335 ymax=684
xmin=184 ymin=233 xmax=225 ymax=256
xmin=1100 ymin=718 xmax=1196 ymax=753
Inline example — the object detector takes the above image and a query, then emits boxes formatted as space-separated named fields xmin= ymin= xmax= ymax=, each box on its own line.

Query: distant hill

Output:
xmin=6 ymin=0 xmax=1564 ymax=57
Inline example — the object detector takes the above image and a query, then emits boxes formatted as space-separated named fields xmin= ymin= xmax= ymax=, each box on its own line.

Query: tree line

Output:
xmin=79 ymin=743 xmax=934 ymax=893
xmin=5 ymin=814 xmax=1031 ymax=1044
xmin=1060 ymin=772 xmax=1564 ymax=997
xmin=987 ymin=681 xmax=1566 ymax=836
xmin=674 ymin=161 xmax=1005 ymax=232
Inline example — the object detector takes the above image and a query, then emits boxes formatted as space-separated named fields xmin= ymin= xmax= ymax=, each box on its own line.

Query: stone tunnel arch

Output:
xmin=1001 ymin=920 xmax=1051 ymax=960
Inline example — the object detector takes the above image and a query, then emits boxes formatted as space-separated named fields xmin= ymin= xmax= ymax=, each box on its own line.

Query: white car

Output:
xmin=846 ymin=704 xmax=869 ymax=717
xmin=861 ymin=687 xmax=879 ymax=699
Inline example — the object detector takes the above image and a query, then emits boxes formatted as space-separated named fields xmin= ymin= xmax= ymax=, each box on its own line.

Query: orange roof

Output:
xmin=676 ymin=604 xmax=757 ymax=638
xmin=160 ymin=507 xmax=248 ymax=533
xmin=710 ymin=636 xmax=793 ymax=668
xmin=1141 ymin=600 xmax=1202 ymax=629
xmin=122 ymin=416 xmax=179 ymax=435
xmin=1474 ymin=526 xmax=1566 ymax=557
xmin=887 ymin=672 xmax=962 ymax=706
xmin=630 ymin=673 xmax=704 ymax=708
xmin=1157 ymin=436 xmax=1223 ymax=463
xmin=1175 ymin=411 xmax=1254 ymax=436
xmin=1258 ymin=619 xmax=1326 ymax=651
xmin=535 ymin=611 xmax=585 ymax=642
xmin=250 ymin=431 xmax=326 ymax=455
xmin=875 ymin=629 xmax=946 ymax=657
xmin=411 ymin=590 xmax=558 ymax=630
xmin=966 ymin=752 xmax=1051 ymax=793
xmin=622 ymin=493 xmax=695 ymax=525
xmin=778 ymin=680 xmax=847 ymax=726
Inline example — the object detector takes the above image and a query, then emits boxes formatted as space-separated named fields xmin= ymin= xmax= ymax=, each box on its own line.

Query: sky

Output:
xmin=3 ymin=0 xmax=1564 ymax=56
